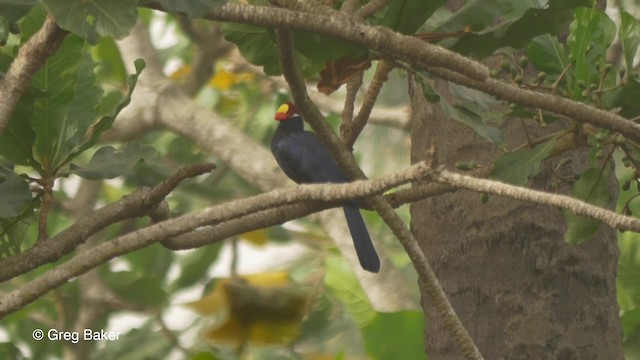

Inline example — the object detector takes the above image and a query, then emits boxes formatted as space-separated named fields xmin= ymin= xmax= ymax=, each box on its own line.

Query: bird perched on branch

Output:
xmin=270 ymin=102 xmax=380 ymax=273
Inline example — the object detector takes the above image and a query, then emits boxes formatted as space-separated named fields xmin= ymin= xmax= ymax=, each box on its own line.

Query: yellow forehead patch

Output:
xmin=276 ymin=103 xmax=289 ymax=114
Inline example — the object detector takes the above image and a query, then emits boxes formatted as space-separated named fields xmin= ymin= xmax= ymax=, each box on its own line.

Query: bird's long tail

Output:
xmin=343 ymin=204 xmax=380 ymax=273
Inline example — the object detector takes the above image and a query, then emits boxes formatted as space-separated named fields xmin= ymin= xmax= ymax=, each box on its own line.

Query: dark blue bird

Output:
xmin=270 ymin=102 xmax=380 ymax=273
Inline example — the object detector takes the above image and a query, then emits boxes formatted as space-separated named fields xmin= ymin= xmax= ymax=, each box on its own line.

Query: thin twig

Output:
xmin=345 ymin=59 xmax=394 ymax=148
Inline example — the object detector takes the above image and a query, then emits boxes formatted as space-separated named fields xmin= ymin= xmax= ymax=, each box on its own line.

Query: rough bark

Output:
xmin=410 ymin=77 xmax=624 ymax=359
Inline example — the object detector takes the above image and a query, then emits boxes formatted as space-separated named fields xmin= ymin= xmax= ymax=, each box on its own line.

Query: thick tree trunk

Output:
xmin=409 ymin=78 xmax=624 ymax=359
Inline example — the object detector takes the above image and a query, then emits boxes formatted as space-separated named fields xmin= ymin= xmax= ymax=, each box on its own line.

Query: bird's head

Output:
xmin=274 ymin=102 xmax=300 ymax=121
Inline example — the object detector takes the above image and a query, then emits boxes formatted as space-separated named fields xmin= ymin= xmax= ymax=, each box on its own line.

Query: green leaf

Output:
xmin=441 ymin=0 xmax=590 ymax=58
xmin=0 ymin=211 xmax=35 ymax=259
xmin=0 ymin=91 xmax=38 ymax=168
xmin=31 ymin=35 xmax=86 ymax=172
xmin=612 ymin=76 xmax=640 ymax=118
xmin=222 ymin=23 xmax=281 ymax=75
xmin=100 ymin=270 xmax=167 ymax=306
xmin=66 ymin=58 xmax=145 ymax=161
xmin=137 ymin=0 xmax=226 ymax=19
xmin=490 ymin=138 xmax=557 ymax=185
xmin=324 ymin=256 xmax=375 ymax=326
xmin=70 ymin=142 xmax=158 ymax=180
xmin=222 ymin=24 xmax=364 ymax=76
xmin=527 ymin=34 xmax=569 ymax=75
xmin=63 ymin=56 xmax=104 ymax=148
xmin=171 ymin=244 xmax=222 ymax=290
xmin=0 ymin=1 xmax=36 ymax=22
xmin=0 ymin=167 xmax=32 ymax=218
xmin=41 ymin=0 xmax=137 ymax=44
xmin=620 ymin=11 xmax=640 ymax=76
xmin=439 ymin=99 xmax=505 ymax=147
xmin=122 ymin=243 xmax=173 ymax=281
xmin=567 ymin=7 xmax=616 ymax=93
xmin=294 ymin=32 xmax=366 ymax=64
xmin=562 ymin=166 xmax=610 ymax=244
xmin=0 ymin=1 xmax=35 ymax=44
xmin=362 ymin=312 xmax=426 ymax=360
xmin=378 ymin=0 xmax=445 ymax=35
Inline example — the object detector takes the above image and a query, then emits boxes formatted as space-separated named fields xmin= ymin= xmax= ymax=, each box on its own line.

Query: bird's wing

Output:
xmin=272 ymin=131 xmax=347 ymax=184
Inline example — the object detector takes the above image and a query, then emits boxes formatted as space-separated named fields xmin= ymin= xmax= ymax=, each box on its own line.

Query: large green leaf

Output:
xmin=0 ymin=167 xmax=31 ymax=218
xmin=66 ymin=58 xmax=145 ymax=162
xmin=362 ymin=312 xmax=426 ymax=360
xmin=41 ymin=0 xmax=137 ymax=44
xmin=324 ymin=256 xmax=375 ymax=326
xmin=441 ymin=0 xmax=591 ymax=58
xmin=378 ymin=0 xmax=445 ymax=35
xmin=30 ymin=34 xmax=86 ymax=172
xmin=0 ymin=91 xmax=38 ymax=168
xmin=562 ymin=166 xmax=610 ymax=244
xmin=222 ymin=23 xmax=281 ymax=75
xmin=611 ymin=77 xmax=640 ymax=118
xmin=567 ymin=7 xmax=616 ymax=94
xmin=70 ymin=142 xmax=158 ymax=180
xmin=138 ymin=0 xmax=226 ymax=19
xmin=620 ymin=11 xmax=640 ymax=76
xmin=490 ymin=138 xmax=557 ymax=186
xmin=527 ymin=34 xmax=570 ymax=75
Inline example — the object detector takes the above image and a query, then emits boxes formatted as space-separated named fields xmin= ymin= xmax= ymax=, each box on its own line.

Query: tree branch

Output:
xmin=0 ymin=161 xmax=430 ymax=317
xmin=176 ymin=3 xmax=640 ymax=143
xmin=0 ymin=163 xmax=215 ymax=282
xmin=430 ymin=168 xmax=640 ymax=232
xmin=0 ymin=15 xmax=68 ymax=134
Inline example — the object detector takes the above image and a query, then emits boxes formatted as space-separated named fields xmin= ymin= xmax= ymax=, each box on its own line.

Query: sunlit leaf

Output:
xmin=324 ymin=256 xmax=375 ymax=326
